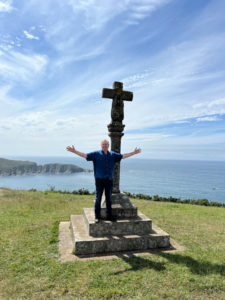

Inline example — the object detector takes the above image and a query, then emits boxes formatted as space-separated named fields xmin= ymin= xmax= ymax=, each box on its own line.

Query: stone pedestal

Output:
xmin=108 ymin=122 xmax=124 ymax=193
xmin=70 ymin=194 xmax=170 ymax=256
xmin=101 ymin=192 xmax=137 ymax=218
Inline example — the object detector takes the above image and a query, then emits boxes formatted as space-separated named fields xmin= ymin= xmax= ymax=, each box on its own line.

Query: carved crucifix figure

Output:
xmin=102 ymin=81 xmax=133 ymax=123
xmin=102 ymin=81 xmax=133 ymax=193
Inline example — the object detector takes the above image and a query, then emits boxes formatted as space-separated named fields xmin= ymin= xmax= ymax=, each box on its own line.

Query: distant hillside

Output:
xmin=0 ymin=158 xmax=91 ymax=176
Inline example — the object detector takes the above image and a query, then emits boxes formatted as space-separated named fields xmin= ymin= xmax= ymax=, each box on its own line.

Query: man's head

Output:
xmin=101 ymin=139 xmax=109 ymax=152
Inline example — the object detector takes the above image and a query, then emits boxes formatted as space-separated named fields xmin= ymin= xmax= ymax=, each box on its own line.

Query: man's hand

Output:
xmin=66 ymin=145 xmax=76 ymax=154
xmin=122 ymin=147 xmax=142 ymax=159
xmin=66 ymin=145 xmax=87 ymax=159
xmin=134 ymin=147 xmax=141 ymax=154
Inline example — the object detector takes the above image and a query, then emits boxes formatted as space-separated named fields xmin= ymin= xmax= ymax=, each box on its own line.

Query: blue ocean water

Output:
xmin=0 ymin=156 xmax=225 ymax=204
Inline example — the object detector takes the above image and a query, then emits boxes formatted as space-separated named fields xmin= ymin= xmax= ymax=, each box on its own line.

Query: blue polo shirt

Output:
xmin=86 ymin=150 xmax=122 ymax=180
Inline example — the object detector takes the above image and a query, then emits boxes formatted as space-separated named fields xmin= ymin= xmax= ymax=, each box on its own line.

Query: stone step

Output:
xmin=101 ymin=192 xmax=138 ymax=218
xmin=83 ymin=208 xmax=152 ymax=237
xmin=70 ymin=215 xmax=170 ymax=255
xmin=101 ymin=204 xmax=137 ymax=218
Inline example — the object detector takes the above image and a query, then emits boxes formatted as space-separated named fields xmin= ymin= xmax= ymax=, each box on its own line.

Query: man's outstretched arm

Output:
xmin=66 ymin=145 xmax=87 ymax=159
xmin=122 ymin=147 xmax=141 ymax=159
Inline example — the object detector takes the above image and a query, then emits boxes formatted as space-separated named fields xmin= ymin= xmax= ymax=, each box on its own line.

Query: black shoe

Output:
xmin=95 ymin=217 xmax=101 ymax=223
xmin=107 ymin=216 xmax=116 ymax=222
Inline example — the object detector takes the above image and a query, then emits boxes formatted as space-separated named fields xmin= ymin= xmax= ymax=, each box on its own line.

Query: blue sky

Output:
xmin=0 ymin=0 xmax=225 ymax=160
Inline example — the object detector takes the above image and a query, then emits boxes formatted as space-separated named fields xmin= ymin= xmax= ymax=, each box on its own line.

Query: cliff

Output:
xmin=0 ymin=158 xmax=91 ymax=176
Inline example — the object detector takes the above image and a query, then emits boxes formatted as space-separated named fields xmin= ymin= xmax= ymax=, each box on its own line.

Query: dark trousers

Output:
xmin=95 ymin=178 xmax=113 ymax=218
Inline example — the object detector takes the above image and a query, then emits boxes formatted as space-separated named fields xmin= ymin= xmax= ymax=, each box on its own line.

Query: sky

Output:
xmin=0 ymin=0 xmax=225 ymax=161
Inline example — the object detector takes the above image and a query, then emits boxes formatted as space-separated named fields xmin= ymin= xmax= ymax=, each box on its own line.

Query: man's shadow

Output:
xmin=111 ymin=253 xmax=166 ymax=275
xmin=158 ymin=252 xmax=225 ymax=276
xmin=110 ymin=252 xmax=224 ymax=276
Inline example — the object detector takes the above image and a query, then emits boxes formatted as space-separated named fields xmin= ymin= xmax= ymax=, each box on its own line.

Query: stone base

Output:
xmin=101 ymin=192 xmax=137 ymax=218
xmin=59 ymin=222 xmax=185 ymax=262
xmin=82 ymin=208 xmax=152 ymax=237
xmin=70 ymin=213 xmax=170 ymax=255
xmin=69 ymin=194 xmax=170 ymax=256
xmin=101 ymin=203 xmax=137 ymax=218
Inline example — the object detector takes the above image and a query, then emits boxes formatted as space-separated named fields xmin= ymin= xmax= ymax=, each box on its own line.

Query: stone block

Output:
xmin=70 ymin=215 xmax=170 ymax=255
xmin=101 ymin=204 xmax=137 ymax=218
xmin=101 ymin=192 xmax=137 ymax=218
xmin=82 ymin=208 xmax=152 ymax=237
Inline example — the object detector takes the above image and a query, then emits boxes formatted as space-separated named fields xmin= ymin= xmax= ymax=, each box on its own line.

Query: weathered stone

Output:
xmin=102 ymin=81 xmax=133 ymax=193
xmin=101 ymin=203 xmax=137 ymax=218
xmin=82 ymin=208 xmax=152 ymax=237
xmin=70 ymin=215 xmax=170 ymax=255
xmin=59 ymin=221 xmax=184 ymax=262
xmin=101 ymin=192 xmax=137 ymax=218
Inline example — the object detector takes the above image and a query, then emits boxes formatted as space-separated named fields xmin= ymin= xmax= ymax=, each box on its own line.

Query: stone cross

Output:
xmin=102 ymin=81 xmax=133 ymax=193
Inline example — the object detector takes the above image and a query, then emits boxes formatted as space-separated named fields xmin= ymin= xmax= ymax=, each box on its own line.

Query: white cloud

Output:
xmin=67 ymin=0 xmax=125 ymax=30
xmin=193 ymin=98 xmax=225 ymax=117
xmin=125 ymin=132 xmax=173 ymax=142
xmin=128 ymin=0 xmax=171 ymax=22
xmin=0 ymin=85 xmax=26 ymax=118
xmin=0 ymin=0 xmax=13 ymax=12
xmin=23 ymin=30 xmax=40 ymax=40
xmin=0 ymin=44 xmax=13 ymax=51
xmin=122 ymin=131 xmax=225 ymax=160
xmin=208 ymin=98 xmax=225 ymax=108
xmin=67 ymin=0 xmax=171 ymax=30
xmin=0 ymin=50 xmax=48 ymax=82
xmin=196 ymin=116 xmax=221 ymax=122
xmin=0 ymin=107 xmax=112 ymax=155
xmin=194 ymin=98 xmax=225 ymax=109
xmin=122 ymin=70 xmax=152 ymax=86
xmin=0 ymin=109 xmax=106 ymax=137
xmin=113 ymin=30 xmax=225 ymax=130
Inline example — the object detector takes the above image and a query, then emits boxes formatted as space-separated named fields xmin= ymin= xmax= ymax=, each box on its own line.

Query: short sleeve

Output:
xmin=86 ymin=151 xmax=96 ymax=161
xmin=113 ymin=152 xmax=123 ymax=162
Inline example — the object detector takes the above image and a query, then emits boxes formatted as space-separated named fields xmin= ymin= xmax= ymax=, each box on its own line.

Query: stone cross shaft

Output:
xmin=102 ymin=81 xmax=133 ymax=193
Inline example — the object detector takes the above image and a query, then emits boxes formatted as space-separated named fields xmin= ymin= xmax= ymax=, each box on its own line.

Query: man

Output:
xmin=66 ymin=140 xmax=141 ymax=222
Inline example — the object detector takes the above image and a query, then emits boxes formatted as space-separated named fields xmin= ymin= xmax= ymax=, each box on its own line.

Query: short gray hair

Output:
xmin=101 ymin=139 xmax=109 ymax=145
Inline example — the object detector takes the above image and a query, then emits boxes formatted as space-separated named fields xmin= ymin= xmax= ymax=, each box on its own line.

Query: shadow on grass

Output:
xmin=159 ymin=253 xmax=225 ymax=276
xmin=111 ymin=253 xmax=166 ymax=275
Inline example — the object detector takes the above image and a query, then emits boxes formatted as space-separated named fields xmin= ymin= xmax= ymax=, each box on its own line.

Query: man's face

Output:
xmin=101 ymin=140 xmax=109 ymax=152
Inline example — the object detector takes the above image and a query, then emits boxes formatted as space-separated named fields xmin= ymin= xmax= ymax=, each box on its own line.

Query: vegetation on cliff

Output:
xmin=0 ymin=157 xmax=90 ymax=176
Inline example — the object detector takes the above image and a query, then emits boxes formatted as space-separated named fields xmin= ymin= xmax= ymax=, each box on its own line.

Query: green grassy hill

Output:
xmin=0 ymin=188 xmax=224 ymax=299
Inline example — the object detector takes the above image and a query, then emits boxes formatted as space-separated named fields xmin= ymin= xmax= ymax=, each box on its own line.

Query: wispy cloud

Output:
xmin=68 ymin=0 xmax=125 ymax=31
xmin=127 ymin=0 xmax=171 ymax=23
xmin=23 ymin=30 xmax=40 ymax=40
xmin=0 ymin=50 xmax=48 ymax=82
xmin=67 ymin=0 xmax=171 ymax=30
xmin=0 ymin=85 xmax=26 ymax=118
xmin=193 ymin=98 xmax=225 ymax=117
xmin=0 ymin=0 xmax=13 ymax=12
xmin=196 ymin=116 xmax=222 ymax=122
xmin=0 ymin=43 xmax=13 ymax=51
xmin=194 ymin=98 xmax=225 ymax=109
xmin=118 ymin=29 xmax=225 ymax=130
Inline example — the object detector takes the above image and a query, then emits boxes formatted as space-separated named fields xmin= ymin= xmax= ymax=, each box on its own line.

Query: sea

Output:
xmin=0 ymin=156 xmax=225 ymax=204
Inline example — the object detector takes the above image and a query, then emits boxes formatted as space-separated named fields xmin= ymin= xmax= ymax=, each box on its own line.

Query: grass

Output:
xmin=0 ymin=188 xmax=224 ymax=300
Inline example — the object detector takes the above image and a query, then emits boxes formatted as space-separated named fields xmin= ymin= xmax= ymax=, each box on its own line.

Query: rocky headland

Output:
xmin=0 ymin=158 xmax=91 ymax=176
